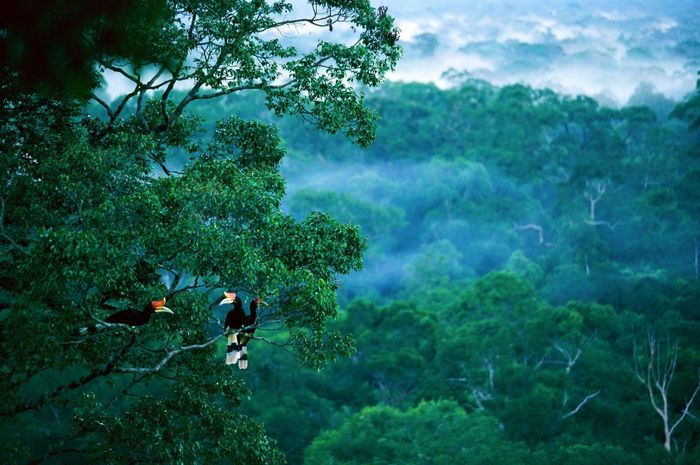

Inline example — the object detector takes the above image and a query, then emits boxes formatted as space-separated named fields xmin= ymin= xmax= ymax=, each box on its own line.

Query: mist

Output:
xmin=6 ymin=2 xmax=700 ymax=465
xmin=384 ymin=0 xmax=700 ymax=104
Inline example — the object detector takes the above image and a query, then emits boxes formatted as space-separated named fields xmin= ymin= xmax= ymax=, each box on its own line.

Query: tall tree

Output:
xmin=0 ymin=1 xmax=400 ymax=463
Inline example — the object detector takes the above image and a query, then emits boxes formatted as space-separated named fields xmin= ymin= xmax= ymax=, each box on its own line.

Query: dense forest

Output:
xmin=2 ymin=1 xmax=700 ymax=464
xmin=188 ymin=78 xmax=700 ymax=465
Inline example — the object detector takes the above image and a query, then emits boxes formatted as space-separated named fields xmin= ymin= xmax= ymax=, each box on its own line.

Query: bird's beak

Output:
xmin=155 ymin=306 xmax=174 ymax=314
xmin=220 ymin=292 xmax=236 ymax=305
xmin=260 ymin=300 xmax=269 ymax=307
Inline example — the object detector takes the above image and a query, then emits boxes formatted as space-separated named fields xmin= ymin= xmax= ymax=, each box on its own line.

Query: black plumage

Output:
xmin=78 ymin=298 xmax=173 ymax=335
xmin=105 ymin=303 xmax=157 ymax=326
xmin=224 ymin=296 xmax=245 ymax=332
xmin=242 ymin=297 xmax=259 ymax=337
xmin=221 ymin=292 xmax=243 ymax=365
xmin=237 ymin=297 xmax=263 ymax=369
xmin=221 ymin=293 xmax=266 ymax=368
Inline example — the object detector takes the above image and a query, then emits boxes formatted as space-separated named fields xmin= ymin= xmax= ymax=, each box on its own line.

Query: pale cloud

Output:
xmin=387 ymin=0 xmax=698 ymax=103
xmin=648 ymin=18 xmax=679 ymax=33
xmin=101 ymin=0 xmax=699 ymax=104
xmin=388 ymin=51 xmax=495 ymax=89
xmin=594 ymin=9 xmax=645 ymax=22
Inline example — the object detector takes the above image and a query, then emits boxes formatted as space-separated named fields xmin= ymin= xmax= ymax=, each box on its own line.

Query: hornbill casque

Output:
xmin=220 ymin=293 xmax=267 ymax=368
xmin=78 ymin=298 xmax=174 ymax=335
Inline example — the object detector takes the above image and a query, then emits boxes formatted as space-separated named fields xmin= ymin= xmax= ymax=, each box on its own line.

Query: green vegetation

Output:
xmin=0 ymin=1 xmax=399 ymax=464
xmin=2 ymin=2 xmax=700 ymax=465
xmin=223 ymin=78 xmax=700 ymax=464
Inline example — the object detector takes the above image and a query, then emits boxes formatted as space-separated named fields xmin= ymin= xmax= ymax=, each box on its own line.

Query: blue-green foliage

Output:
xmin=223 ymin=79 xmax=700 ymax=465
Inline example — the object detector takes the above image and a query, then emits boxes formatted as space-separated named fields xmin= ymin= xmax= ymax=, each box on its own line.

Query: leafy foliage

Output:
xmin=0 ymin=1 xmax=400 ymax=463
xmin=3 ymin=2 xmax=700 ymax=464
xmin=228 ymin=78 xmax=700 ymax=464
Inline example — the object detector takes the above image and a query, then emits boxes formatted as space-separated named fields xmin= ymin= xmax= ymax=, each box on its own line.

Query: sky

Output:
xmin=382 ymin=0 xmax=700 ymax=104
xmin=103 ymin=0 xmax=700 ymax=105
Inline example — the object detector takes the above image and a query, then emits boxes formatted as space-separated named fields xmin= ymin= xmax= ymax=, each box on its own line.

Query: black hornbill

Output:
xmin=238 ymin=297 xmax=266 ymax=369
xmin=220 ymin=292 xmax=244 ymax=365
xmin=79 ymin=298 xmax=174 ymax=335
xmin=219 ymin=293 xmax=267 ymax=368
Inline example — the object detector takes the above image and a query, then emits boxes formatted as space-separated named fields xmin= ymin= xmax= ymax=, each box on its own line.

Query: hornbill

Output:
xmin=219 ymin=294 xmax=267 ymax=368
xmin=237 ymin=297 xmax=267 ymax=369
xmin=78 ymin=298 xmax=174 ymax=335
xmin=220 ymin=292 xmax=244 ymax=365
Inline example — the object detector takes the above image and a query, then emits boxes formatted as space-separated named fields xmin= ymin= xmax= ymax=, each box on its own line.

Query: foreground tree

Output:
xmin=0 ymin=1 xmax=400 ymax=463
xmin=635 ymin=333 xmax=700 ymax=453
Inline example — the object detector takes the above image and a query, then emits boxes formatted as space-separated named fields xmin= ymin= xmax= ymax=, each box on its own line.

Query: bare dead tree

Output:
xmin=446 ymin=358 xmax=496 ymax=412
xmin=513 ymin=223 xmax=544 ymax=244
xmin=534 ymin=342 xmax=582 ymax=373
xmin=634 ymin=332 xmax=700 ymax=452
xmin=584 ymin=179 xmax=608 ymax=222
xmin=582 ymin=179 xmax=622 ymax=230
xmin=553 ymin=342 xmax=582 ymax=374
xmin=562 ymin=390 xmax=601 ymax=419
xmin=537 ymin=339 xmax=600 ymax=419
xmin=583 ymin=179 xmax=622 ymax=231
xmin=583 ymin=219 xmax=620 ymax=230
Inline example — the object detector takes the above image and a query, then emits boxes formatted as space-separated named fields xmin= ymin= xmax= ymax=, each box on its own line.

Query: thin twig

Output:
xmin=561 ymin=390 xmax=601 ymax=419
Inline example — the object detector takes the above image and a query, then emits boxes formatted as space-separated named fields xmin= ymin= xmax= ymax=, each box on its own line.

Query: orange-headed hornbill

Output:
xmin=79 ymin=298 xmax=174 ymax=335
xmin=220 ymin=292 xmax=244 ymax=365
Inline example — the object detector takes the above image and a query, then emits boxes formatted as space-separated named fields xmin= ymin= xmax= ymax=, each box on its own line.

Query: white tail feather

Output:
xmin=78 ymin=323 xmax=106 ymax=336
xmin=226 ymin=333 xmax=241 ymax=365
xmin=238 ymin=346 xmax=248 ymax=369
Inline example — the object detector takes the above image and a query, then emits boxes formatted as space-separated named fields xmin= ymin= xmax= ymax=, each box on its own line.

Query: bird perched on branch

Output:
xmin=78 ymin=298 xmax=174 ymax=335
xmin=219 ymin=293 xmax=267 ymax=368
xmin=220 ymin=292 xmax=244 ymax=365
xmin=237 ymin=296 xmax=266 ymax=369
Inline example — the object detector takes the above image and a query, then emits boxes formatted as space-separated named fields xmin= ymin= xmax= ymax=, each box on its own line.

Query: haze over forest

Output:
xmin=101 ymin=0 xmax=700 ymax=105
xmin=257 ymin=0 xmax=700 ymax=300
xmin=388 ymin=0 xmax=700 ymax=103
xmin=176 ymin=2 xmax=700 ymax=462
xmin=2 ymin=1 xmax=700 ymax=465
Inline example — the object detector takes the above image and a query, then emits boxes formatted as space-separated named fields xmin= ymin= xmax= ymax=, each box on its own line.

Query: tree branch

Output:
xmin=99 ymin=61 xmax=141 ymax=84
xmin=1 ymin=335 xmax=136 ymax=417
xmin=115 ymin=335 xmax=222 ymax=374
xmin=109 ymin=83 xmax=142 ymax=125
xmin=561 ymin=390 xmax=601 ymax=419
xmin=171 ymin=43 xmax=231 ymax=122
xmin=513 ymin=223 xmax=544 ymax=244
xmin=136 ymin=65 xmax=167 ymax=127
xmin=669 ymin=379 xmax=700 ymax=436
xmin=584 ymin=219 xmax=620 ymax=230
xmin=90 ymin=94 xmax=115 ymax=119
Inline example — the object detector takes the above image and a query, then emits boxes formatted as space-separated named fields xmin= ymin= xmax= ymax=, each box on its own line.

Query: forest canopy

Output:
xmin=218 ymin=77 xmax=700 ymax=464
xmin=2 ymin=1 xmax=700 ymax=465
